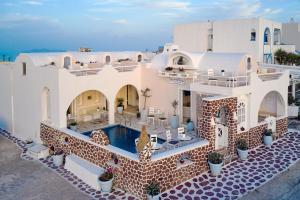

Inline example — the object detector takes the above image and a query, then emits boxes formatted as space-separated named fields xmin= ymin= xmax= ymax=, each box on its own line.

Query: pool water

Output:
xmin=82 ymin=125 xmax=165 ymax=153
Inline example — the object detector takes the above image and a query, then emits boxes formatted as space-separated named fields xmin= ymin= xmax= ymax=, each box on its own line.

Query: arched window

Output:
xmin=42 ymin=87 xmax=51 ymax=122
xmin=105 ymin=55 xmax=111 ymax=64
xmin=250 ymin=29 xmax=256 ymax=41
xmin=274 ymin=28 xmax=281 ymax=45
xmin=137 ymin=55 xmax=142 ymax=62
xmin=63 ymin=56 xmax=71 ymax=69
xmin=264 ymin=28 xmax=271 ymax=45
xmin=173 ymin=56 xmax=189 ymax=66
xmin=237 ymin=101 xmax=246 ymax=124
xmin=247 ymin=57 xmax=251 ymax=70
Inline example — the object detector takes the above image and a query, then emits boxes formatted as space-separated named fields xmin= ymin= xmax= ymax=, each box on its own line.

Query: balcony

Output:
xmin=195 ymin=71 xmax=249 ymax=87
xmin=68 ymin=61 xmax=140 ymax=76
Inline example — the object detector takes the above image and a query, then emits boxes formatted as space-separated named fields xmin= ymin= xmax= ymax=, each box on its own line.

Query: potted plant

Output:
xmin=98 ymin=167 xmax=114 ymax=192
xmin=112 ymin=154 xmax=118 ymax=165
xmin=117 ymin=98 xmax=124 ymax=114
xmin=208 ymin=152 xmax=223 ymax=176
xmin=236 ymin=138 xmax=248 ymax=160
xmin=52 ymin=149 xmax=64 ymax=167
xmin=69 ymin=121 xmax=77 ymax=131
xmin=263 ymin=129 xmax=273 ymax=147
xmin=170 ymin=100 xmax=179 ymax=129
xmin=165 ymin=67 xmax=173 ymax=71
xmin=146 ymin=181 xmax=160 ymax=200
xmin=141 ymin=88 xmax=151 ymax=121
xmin=186 ymin=118 xmax=194 ymax=132
xmin=25 ymin=138 xmax=34 ymax=148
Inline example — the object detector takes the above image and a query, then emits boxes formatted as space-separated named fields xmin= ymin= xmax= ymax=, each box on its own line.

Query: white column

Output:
xmin=292 ymin=81 xmax=296 ymax=99
xmin=108 ymin=100 xmax=115 ymax=124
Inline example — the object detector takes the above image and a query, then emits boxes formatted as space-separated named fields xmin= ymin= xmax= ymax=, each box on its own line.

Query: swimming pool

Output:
xmin=82 ymin=125 xmax=165 ymax=153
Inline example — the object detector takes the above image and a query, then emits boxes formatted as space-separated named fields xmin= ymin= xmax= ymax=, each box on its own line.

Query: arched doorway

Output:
xmin=258 ymin=91 xmax=285 ymax=123
xmin=66 ymin=90 xmax=109 ymax=131
xmin=115 ymin=85 xmax=139 ymax=115
xmin=214 ymin=106 xmax=229 ymax=150
xmin=42 ymin=87 xmax=51 ymax=122
xmin=64 ymin=56 xmax=71 ymax=69
xmin=105 ymin=55 xmax=111 ymax=64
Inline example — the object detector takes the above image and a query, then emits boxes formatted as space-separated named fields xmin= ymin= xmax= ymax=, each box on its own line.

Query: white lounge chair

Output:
xmin=147 ymin=107 xmax=155 ymax=125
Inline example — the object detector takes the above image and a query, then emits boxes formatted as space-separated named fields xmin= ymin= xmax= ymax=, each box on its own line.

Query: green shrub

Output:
xmin=208 ymin=152 xmax=223 ymax=164
xmin=146 ymin=181 xmax=160 ymax=197
xmin=236 ymin=139 xmax=248 ymax=150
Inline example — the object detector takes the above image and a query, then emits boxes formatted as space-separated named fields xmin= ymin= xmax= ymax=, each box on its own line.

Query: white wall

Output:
xmin=174 ymin=22 xmax=212 ymax=52
xmin=140 ymin=67 xmax=179 ymax=117
xmin=0 ymin=64 xmax=13 ymax=132
xmin=282 ymin=22 xmax=300 ymax=51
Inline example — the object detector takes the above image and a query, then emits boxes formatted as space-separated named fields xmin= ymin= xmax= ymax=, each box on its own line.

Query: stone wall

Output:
xmin=40 ymin=123 xmax=211 ymax=199
xmin=276 ymin=117 xmax=288 ymax=137
xmin=198 ymin=97 xmax=238 ymax=154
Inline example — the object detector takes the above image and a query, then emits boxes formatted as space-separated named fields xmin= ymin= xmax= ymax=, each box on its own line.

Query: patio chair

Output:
xmin=177 ymin=127 xmax=191 ymax=141
xmin=166 ymin=130 xmax=172 ymax=142
xmin=147 ymin=107 xmax=155 ymax=126
xmin=150 ymin=134 xmax=161 ymax=150
xmin=207 ymin=69 xmax=218 ymax=85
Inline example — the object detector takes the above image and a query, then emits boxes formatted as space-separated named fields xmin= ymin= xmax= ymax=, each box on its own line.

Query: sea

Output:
xmin=0 ymin=49 xmax=66 ymax=62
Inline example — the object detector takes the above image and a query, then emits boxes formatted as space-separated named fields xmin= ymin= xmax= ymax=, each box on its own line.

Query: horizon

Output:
xmin=1 ymin=0 xmax=300 ymax=60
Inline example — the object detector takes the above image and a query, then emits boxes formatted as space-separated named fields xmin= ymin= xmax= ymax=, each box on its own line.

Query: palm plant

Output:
xmin=141 ymin=88 xmax=151 ymax=109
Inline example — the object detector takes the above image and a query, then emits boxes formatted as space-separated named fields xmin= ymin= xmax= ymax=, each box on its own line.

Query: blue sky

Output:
xmin=0 ymin=0 xmax=300 ymax=53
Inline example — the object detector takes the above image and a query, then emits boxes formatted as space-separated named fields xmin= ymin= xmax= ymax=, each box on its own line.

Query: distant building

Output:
xmin=174 ymin=18 xmax=296 ymax=64
xmin=79 ymin=47 xmax=92 ymax=52
xmin=282 ymin=19 xmax=300 ymax=52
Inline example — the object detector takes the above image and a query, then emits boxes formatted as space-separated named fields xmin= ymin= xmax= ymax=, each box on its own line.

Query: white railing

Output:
xmin=113 ymin=65 xmax=139 ymax=72
xmin=196 ymin=74 xmax=249 ymax=87
xmin=69 ymin=68 xmax=103 ymax=76
xmin=257 ymin=72 xmax=284 ymax=81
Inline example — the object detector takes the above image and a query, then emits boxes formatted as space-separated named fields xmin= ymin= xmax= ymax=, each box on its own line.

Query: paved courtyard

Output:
xmin=1 ymin=128 xmax=300 ymax=200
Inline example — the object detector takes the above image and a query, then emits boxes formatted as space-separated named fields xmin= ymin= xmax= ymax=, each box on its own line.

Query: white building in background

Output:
xmin=282 ymin=19 xmax=300 ymax=52
xmin=174 ymin=18 xmax=296 ymax=64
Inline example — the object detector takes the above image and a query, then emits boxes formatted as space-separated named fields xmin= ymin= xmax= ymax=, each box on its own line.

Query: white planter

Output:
xmin=237 ymin=148 xmax=248 ymax=160
xmin=70 ymin=125 xmax=77 ymax=131
xmin=208 ymin=161 xmax=223 ymax=176
xmin=117 ymin=106 xmax=123 ymax=114
xmin=53 ymin=154 xmax=64 ymax=166
xmin=26 ymin=142 xmax=34 ymax=148
xmin=264 ymin=135 xmax=273 ymax=147
xmin=141 ymin=109 xmax=147 ymax=122
xmin=147 ymin=194 xmax=160 ymax=200
xmin=288 ymin=106 xmax=299 ymax=118
xmin=99 ymin=178 xmax=113 ymax=193
xmin=170 ymin=115 xmax=179 ymax=129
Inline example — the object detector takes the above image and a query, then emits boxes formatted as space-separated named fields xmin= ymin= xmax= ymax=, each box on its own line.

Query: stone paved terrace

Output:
xmin=1 ymin=127 xmax=300 ymax=200
xmin=160 ymin=130 xmax=300 ymax=200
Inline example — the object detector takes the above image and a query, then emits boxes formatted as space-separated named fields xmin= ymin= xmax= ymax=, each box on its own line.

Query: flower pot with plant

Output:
xmin=236 ymin=138 xmax=248 ymax=160
xmin=52 ymin=149 xmax=64 ymax=167
xmin=263 ymin=129 xmax=273 ymax=147
xmin=98 ymin=167 xmax=114 ymax=192
xmin=141 ymin=88 xmax=151 ymax=121
xmin=25 ymin=138 xmax=34 ymax=148
xmin=186 ymin=119 xmax=194 ymax=132
xmin=208 ymin=152 xmax=223 ymax=176
xmin=146 ymin=181 xmax=160 ymax=200
xmin=70 ymin=122 xmax=77 ymax=131
xmin=170 ymin=100 xmax=179 ymax=129
xmin=117 ymin=98 xmax=124 ymax=114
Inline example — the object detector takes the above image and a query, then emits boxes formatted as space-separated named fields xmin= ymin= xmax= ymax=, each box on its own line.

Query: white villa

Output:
xmin=174 ymin=18 xmax=297 ymax=63
xmin=0 ymin=17 xmax=294 ymax=199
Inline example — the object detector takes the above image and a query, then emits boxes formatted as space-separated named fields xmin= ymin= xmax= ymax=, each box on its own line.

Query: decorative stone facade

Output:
xmin=91 ymin=130 xmax=110 ymax=146
xmin=40 ymin=123 xmax=212 ymax=199
xmin=40 ymin=97 xmax=288 ymax=199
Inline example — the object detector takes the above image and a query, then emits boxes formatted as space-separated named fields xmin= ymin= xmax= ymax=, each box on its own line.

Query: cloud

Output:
xmin=155 ymin=12 xmax=180 ymax=18
xmin=21 ymin=0 xmax=44 ymax=6
xmin=0 ymin=13 xmax=61 ymax=31
xmin=143 ymin=1 xmax=191 ymax=11
xmin=113 ymin=19 xmax=128 ymax=25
